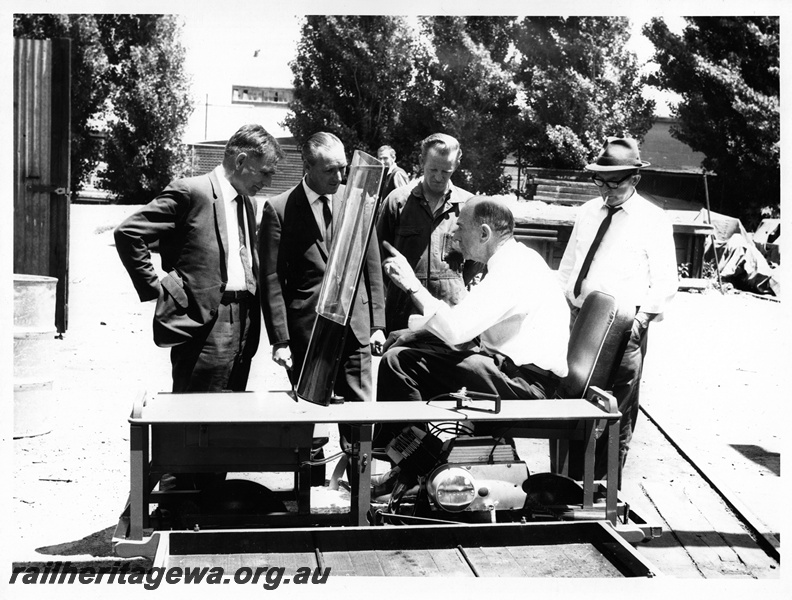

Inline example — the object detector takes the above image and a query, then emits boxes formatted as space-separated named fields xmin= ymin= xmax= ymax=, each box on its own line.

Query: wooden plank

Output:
xmin=471 ymin=546 xmax=528 ymax=576
xmin=319 ymin=551 xmax=357 ymax=576
xmin=669 ymin=481 xmax=779 ymax=577
xmin=50 ymin=38 xmax=71 ymax=333
xmin=428 ymin=548 xmax=474 ymax=576
xmin=168 ymin=553 xmax=231 ymax=569
xmin=344 ymin=550 xmax=387 ymax=576
xmin=136 ymin=393 xmax=613 ymax=424
xmin=533 ymin=195 xmax=588 ymax=206
xmin=640 ymin=481 xmax=754 ymax=578
xmin=376 ymin=549 xmax=445 ymax=576
xmin=560 ymin=544 xmax=623 ymax=577
xmin=256 ymin=552 xmax=315 ymax=570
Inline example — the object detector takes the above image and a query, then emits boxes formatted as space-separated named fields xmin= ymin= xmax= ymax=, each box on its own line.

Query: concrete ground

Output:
xmin=6 ymin=204 xmax=786 ymax=591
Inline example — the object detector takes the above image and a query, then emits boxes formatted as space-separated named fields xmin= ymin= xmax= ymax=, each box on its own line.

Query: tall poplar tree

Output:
xmin=284 ymin=16 xmax=417 ymax=157
xmin=397 ymin=16 xmax=520 ymax=194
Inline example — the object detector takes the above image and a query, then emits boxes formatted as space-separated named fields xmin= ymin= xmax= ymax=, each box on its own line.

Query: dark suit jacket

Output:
xmin=114 ymin=170 xmax=261 ymax=358
xmin=259 ymin=182 xmax=385 ymax=372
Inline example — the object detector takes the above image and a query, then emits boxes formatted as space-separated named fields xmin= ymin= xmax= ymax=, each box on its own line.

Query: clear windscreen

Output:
xmin=316 ymin=150 xmax=384 ymax=324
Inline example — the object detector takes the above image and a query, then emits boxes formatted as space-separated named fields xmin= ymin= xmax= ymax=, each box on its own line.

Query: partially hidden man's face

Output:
xmin=231 ymin=152 xmax=278 ymax=196
xmin=377 ymin=151 xmax=394 ymax=170
xmin=422 ymin=148 xmax=458 ymax=196
xmin=305 ymin=143 xmax=347 ymax=196
xmin=452 ymin=205 xmax=483 ymax=262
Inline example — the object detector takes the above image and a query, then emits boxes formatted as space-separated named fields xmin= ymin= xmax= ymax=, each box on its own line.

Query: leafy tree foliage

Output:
xmin=284 ymin=16 xmax=417 ymax=158
xmin=94 ymin=15 xmax=193 ymax=203
xmin=644 ymin=17 xmax=779 ymax=225
xmin=287 ymin=16 xmax=653 ymax=195
xmin=13 ymin=14 xmax=110 ymax=195
xmin=512 ymin=17 xmax=655 ymax=171
xmin=396 ymin=17 xmax=520 ymax=194
xmin=14 ymin=14 xmax=193 ymax=203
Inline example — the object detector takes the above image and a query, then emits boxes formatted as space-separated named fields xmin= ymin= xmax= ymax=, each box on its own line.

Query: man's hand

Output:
xmin=382 ymin=328 xmax=420 ymax=352
xmin=370 ymin=329 xmax=386 ymax=356
xmin=272 ymin=344 xmax=293 ymax=370
xmin=382 ymin=241 xmax=421 ymax=293
xmin=631 ymin=312 xmax=652 ymax=340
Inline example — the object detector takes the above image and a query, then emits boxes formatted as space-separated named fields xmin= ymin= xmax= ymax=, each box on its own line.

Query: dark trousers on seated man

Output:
xmin=376 ymin=345 xmax=560 ymax=446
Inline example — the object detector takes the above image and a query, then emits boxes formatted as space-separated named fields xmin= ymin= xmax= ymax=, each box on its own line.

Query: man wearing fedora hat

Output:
xmin=558 ymin=136 xmax=678 ymax=487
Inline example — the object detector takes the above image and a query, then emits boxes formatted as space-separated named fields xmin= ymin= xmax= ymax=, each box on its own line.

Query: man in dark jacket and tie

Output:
xmin=115 ymin=124 xmax=284 ymax=393
xmin=259 ymin=132 xmax=386 ymax=405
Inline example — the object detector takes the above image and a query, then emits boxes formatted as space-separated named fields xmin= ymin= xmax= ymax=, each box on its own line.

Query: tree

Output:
xmin=13 ymin=14 xmax=110 ymax=195
xmin=397 ymin=16 xmax=521 ymax=194
xmin=14 ymin=14 xmax=193 ymax=203
xmin=286 ymin=16 xmax=654 ymax=195
xmin=95 ymin=15 xmax=193 ymax=204
xmin=644 ymin=17 xmax=779 ymax=226
xmin=512 ymin=17 xmax=655 ymax=171
xmin=284 ymin=16 xmax=418 ymax=157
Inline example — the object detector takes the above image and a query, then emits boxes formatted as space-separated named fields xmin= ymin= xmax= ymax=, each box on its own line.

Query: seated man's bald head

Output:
xmin=465 ymin=196 xmax=515 ymax=236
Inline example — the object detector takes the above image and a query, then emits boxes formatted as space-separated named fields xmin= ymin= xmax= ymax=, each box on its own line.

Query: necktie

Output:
xmin=235 ymin=196 xmax=257 ymax=295
xmin=573 ymin=205 xmax=621 ymax=298
xmin=319 ymin=195 xmax=333 ymax=245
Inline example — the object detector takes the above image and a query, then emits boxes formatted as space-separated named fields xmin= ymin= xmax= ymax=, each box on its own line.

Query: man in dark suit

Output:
xmin=115 ymin=124 xmax=284 ymax=393
xmin=259 ymin=132 xmax=386 ymax=407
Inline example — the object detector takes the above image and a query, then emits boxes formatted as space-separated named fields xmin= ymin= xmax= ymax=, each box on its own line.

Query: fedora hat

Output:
xmin=585 ymin=137 xmax=650 ymax=172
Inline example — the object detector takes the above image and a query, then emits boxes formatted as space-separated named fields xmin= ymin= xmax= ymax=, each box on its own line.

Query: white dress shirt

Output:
xmin=558 ymin=192 xmax=678 ymax=316
xmin=302 ymin=178 xmax=332 ymax=237
xmin=408 ymin=238 xmax=570 ymax=377
xmin=215 ymin=165 xmax=252 ymax=292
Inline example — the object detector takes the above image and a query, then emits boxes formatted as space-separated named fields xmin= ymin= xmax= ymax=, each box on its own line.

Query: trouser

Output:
xmin=162 ymin=294 xmax=254 ymax=495
xmin=334 ymin=333 xmax=373 ymax=456
xmin=375 ymin=345 xmax=559 ymax=447
xmin=170 ymin=294 xmax=254 ymax=393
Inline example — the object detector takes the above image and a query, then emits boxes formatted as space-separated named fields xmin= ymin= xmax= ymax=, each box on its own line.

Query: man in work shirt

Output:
xmin=376 ymin=133 xmax=485 ymax=335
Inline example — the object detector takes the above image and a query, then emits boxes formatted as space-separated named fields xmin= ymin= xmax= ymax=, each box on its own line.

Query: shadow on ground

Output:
xmin=34 ymin=525 xmax=117 ymax=557
xmin=730 ymin=444 xmax=780 ymax=476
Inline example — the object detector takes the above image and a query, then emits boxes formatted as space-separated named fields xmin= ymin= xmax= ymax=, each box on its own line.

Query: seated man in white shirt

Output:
xmin=377 ymin=196 xmax=569 ymax=410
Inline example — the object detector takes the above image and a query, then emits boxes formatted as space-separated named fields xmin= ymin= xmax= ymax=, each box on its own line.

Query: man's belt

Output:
xmin=221 ymin=290 xmax=253 ymax=304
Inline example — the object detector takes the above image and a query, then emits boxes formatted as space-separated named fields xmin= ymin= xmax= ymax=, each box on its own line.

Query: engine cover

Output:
xmin=427 ymin=437 xmax=529 ymax=513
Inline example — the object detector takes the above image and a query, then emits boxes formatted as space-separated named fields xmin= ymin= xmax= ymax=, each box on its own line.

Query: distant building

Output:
xmin=187 ymin=136 xmax=302 ymax=198
xmin=231 ymin=85 xmax=293 ymax=106
xmin=186 ymin=84 xmax=295 ymax=144
xmin=640 ymin=117 xmax=706 ymax=174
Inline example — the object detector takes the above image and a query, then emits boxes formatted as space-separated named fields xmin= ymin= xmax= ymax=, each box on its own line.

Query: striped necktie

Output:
xmin=235 ymin=195 xmax=257 ymax=294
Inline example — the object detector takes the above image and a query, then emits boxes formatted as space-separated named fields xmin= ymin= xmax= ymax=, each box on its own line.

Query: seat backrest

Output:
xmin=556 ymin=291 xmax=634 ymax=399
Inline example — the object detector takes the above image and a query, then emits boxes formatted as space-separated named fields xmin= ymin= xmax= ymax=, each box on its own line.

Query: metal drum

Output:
xmin=13 ymin=274 xmax=58 ymax=437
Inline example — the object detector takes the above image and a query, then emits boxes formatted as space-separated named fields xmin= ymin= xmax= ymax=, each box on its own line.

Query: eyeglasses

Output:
xmin=591 ymin=173 xmax=634 ymax=189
